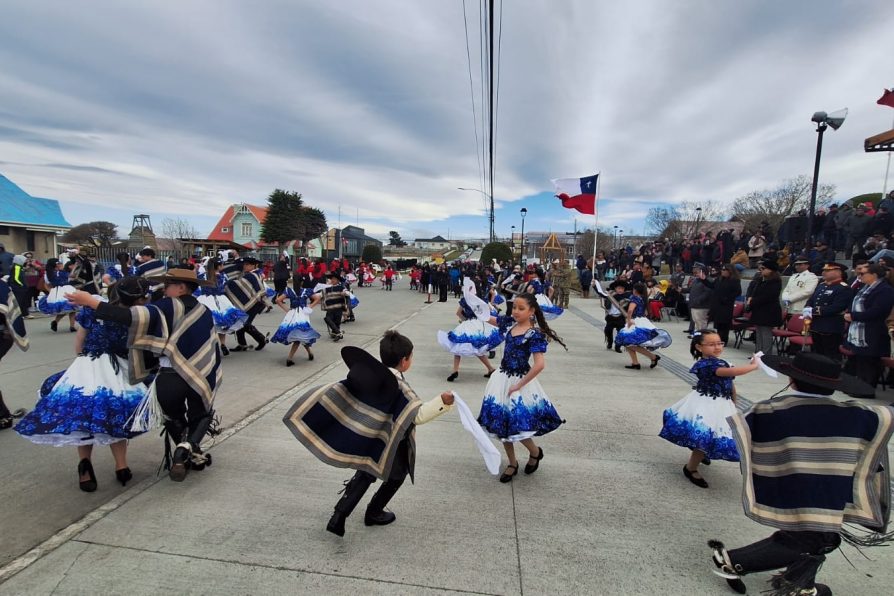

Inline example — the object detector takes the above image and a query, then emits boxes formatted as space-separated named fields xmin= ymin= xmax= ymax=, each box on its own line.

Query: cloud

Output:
xmin=0 ymin=0 xmax=891 ymax=240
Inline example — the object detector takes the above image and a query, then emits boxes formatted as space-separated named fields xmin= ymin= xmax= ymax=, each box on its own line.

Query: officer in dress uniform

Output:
xmin=780 ymin=255 xmax=818 ymax=314
xmin=804 ymin=262 xmax=852 ymax=361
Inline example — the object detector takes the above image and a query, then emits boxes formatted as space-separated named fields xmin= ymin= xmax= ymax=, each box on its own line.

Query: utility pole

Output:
xmin=487 ymin=0 xmax=495 ymax=243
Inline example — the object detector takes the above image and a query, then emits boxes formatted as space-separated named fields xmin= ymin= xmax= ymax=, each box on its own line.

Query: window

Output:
xmin=26 ymin=231 xmax=36 ymax=252
xmin=220 ymin=227 xmax=230 ymax=233
xmin=241 ymin=223 xmax=252 ymax=236
xmin=0 ymin=225 xmax=9 ymax=235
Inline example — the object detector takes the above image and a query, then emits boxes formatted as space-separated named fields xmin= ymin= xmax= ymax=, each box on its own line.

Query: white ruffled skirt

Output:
xmin=437 ymin=319 xmax=503 ymax=357
xmin=197 ymin=294 xmax=248 ymax=334
xmin=38 ymin=286 xmax=76 ymax=314
xmin=271 ymin=308 xmax=321 ymax=346
xmin=535 ymin=294 xmax=563 ymax=320
xmin=477 ymin=371 xmax=563 ymax=442
xmin=658 ymin=390 xmax=740 ymax=461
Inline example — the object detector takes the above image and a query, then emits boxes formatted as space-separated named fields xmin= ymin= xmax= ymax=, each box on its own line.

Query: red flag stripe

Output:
xmin=878 ymin=89 xmax=894 ymax=108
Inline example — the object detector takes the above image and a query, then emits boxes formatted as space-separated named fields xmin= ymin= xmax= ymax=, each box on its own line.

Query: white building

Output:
xmin=413 ymin=235 xmax=450 ymax=251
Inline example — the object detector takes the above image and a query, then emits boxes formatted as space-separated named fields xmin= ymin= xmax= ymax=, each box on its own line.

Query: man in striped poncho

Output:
xmin=708 ymin=353 xmax=891 ymax=596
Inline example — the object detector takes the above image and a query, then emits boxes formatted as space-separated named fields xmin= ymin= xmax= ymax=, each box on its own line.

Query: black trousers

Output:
xmin=155 ymin=368 xmax=212 ymax=447
xmin=604 ymin=315 xmax=625 ymax=345
xmin=273 ymin=278 xmax=288 ymax=293
xmin=850 ymin=355 xmax=882 ymax=393
xmin=728 ymin=530 xmax=840 ymax=588
xmin=715 ymin=323 xmax=731 ymax=346
xmin=236 ymin=306 xmax=266 ymax=346
xmin=810 ymin=331 xmax=842 ymax=362
xmin=324 ymin=309 xmax=343 ymax=336
xmin=334 ymin=440 xmax=409 ymax=517
xmin=0 ymin=334 xmax=13 ymax=418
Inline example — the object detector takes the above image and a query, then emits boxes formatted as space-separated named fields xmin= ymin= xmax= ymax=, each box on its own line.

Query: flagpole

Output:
xmin=590 ymin=173 xmax=601 ymax=275
xmin=883 ymin=114 xmax=894 ymax=197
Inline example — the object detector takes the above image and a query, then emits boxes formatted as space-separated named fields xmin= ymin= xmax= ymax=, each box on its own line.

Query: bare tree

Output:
xmin=576 ymin=227 xmax=615 ymax=259
xmin=731 ymin=175 xmax=836 ymax=232
xmin=161 ymin=217 xmax=201 ymax=254
xmin=646 ymin=206 xmax=681 ymax=238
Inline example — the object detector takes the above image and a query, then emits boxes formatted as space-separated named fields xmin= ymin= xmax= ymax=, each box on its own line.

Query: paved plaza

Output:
xmin=2 ymin=282 xmax=893 ymax=595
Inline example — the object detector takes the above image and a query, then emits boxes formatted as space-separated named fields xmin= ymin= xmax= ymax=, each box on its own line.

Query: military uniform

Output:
xmin=805 ymin=281 xmax=852 ymax=361
xmin=781 ymin=269 xmax=818 ymax=312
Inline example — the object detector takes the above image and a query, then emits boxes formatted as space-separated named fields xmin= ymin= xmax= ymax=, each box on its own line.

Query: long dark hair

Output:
xmin=515 ymin=293 xmax=567 ymax=350
xmin=116 ymin=252 xmax=131 ymax=270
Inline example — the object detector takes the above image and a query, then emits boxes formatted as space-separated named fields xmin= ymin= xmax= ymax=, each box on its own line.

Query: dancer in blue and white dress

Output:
xmin=38 ymin=258 xmax=77 ymax=332
xmin=195 ymin=258 xmax=248 ymax=356
xmin=658 ymin=329 xmax=758 ymax=489
xmin=527 ymin=271 xmax=563 ymax=320
xmin=16 ymin=277 xmax=152 ymax=492
xmin=438 ymin=277 xmax=500 ymax=381
xmin=477 ymin=293 xmax=567 ymax=483
xmin=102 ymin=252 xmax=137 ymax=286
xmin=271 ymin=287 xmax=321 ymax=366
xmin=615 ymin=282 xmax=672 ymax=369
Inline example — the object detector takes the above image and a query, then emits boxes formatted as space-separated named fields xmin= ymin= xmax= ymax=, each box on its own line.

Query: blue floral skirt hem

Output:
xmin=658 ymin=390 xmax=740 ymax=462
xmin=477 ymin=371 xmax=563 ymax=441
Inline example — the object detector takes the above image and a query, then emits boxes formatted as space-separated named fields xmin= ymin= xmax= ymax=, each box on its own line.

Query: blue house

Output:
xmin=0 ymin=174 xmax=71 ymax=262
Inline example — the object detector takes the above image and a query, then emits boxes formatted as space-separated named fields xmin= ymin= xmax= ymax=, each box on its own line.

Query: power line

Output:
xmin=462 ymin=0 xmax=484 ymax=204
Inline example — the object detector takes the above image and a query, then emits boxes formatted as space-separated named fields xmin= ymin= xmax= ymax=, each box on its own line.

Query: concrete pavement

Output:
xmin=2 ymin=285 xmax=893 ymax=595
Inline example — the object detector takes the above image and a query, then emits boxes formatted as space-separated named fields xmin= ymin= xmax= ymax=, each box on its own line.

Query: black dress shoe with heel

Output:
xmin=650 ymin=354 xmax=661 ymax=369
xmin=115 ymin=467 xmax=132 ymax=486
xmin=78 ymin=458 xmax=97 ymax=492
xmin=683 ymin=464 xmax=709 ymax=488
xmin=624 ymin=364 xmax=641 ymax=370
xmin=447 ymin=372 xmax=458 ymax=382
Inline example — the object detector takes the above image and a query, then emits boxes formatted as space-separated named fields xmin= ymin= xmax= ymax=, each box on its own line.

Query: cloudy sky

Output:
xmin=1 ymin=0 xmax=892 ymax=242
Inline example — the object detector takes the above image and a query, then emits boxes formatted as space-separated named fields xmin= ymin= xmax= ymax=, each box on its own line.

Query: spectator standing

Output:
xmin=845 ymin=205 xmax=872 ymax=259
xmin=804 ymin=262 xmax=852 ymax=361
xmin=272 ymin=252 xmax=291 ymax=294
xmin=843 ymin=263 xmax=894 ymax=395
xmin=687 ymin=264 xmax=713 ymax=332
xmin=781 ymin=255 xmax=818 ymax=313
xmin=747 ymin=232 xmax=767 ymax=268
xmin=748 ymin=260 xmax=783 ymax=355
xmin=705 ymin=264 xmax=741 ymax=346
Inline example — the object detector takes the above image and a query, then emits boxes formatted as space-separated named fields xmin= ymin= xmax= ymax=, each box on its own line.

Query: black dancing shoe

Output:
xmin=308 ymin=352 xmax=314 ymax=361
xmin=115 ymin=467 xmax=132 ymax=487
xmin=221 ymin=345 xmax=230 ymax=356
xmin=624 ymin=364 xmax=641 ymax=370
xmin=69 ymin=326 xmax=77 ymax=333
xmin=484 ymin=369 xmax=495 ymax=378
xmin=488 ymin=350 xmax=496 ymax=359
xmin=169 ymin=443 xmax=191 ymax=482
xmin=78 ymin=458 xmax=97 ymax=492
xmin=524 ymin=447 xmax=544 ymax=475
xmin=614 ymin=345 xmax=622 ymax=353
xmin=684 ymin=465 xmax=709 ymax=488
xmin=499 ymin=464 xmax=518 ymax=483
xmin=286 ymin=360 xmax=295 ymax=367
xmin=447 ymin=372 xmax=458 ymax=382
xmin=254 ymin=333 xmax=270 ymax=352
xmin=50 ymin=320 xmax=58 ymax=332
xmin=364 ymin=510 xmax=397 ymax=527
xmin=230 ymin=345 xmax=249 ymax=352
xmin=650 ymin=354 xmax=661 ymax=369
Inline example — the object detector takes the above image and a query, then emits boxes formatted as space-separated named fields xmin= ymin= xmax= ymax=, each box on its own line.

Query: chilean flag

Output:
xmin=878 ymin=88 xmax=894 ymax=109
xmin=551 ymin=174 xmax=598 ymax=215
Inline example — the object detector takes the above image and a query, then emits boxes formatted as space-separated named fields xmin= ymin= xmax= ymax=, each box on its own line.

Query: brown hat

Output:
xmin=148 ymin=267 xmax=214 ymax=287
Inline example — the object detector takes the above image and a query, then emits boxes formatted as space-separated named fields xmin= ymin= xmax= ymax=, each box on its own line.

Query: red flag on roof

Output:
xmin=878 ymin=88 xmax=894 ymax=108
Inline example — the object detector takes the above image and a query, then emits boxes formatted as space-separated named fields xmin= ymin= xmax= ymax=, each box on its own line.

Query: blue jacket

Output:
xmin=844 ymin=281 xmax=894 ymax=357
xmin=806 ymin=282 xmax=852 ymax=334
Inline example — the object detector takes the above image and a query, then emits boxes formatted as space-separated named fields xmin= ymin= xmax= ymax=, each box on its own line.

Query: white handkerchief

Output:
xmin=593 ymin=281 xmax=610 ymax=298
xmin=753 ymin=351 xmax=778 ymax=378
xmin=451 ymin=392 xmax=501 ymax=475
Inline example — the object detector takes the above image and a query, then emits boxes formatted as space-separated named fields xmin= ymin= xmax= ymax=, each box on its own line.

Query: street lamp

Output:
xmin=806 ymin=108 xmax=847 ymax=247
xmin=693 ymin=207 xmax=702 ymax=239
xmin=520 ymin=208 xmax=528 ymax=265
xmin=458 ymin=187 xmax=495 ymax=243
xmin=511 ymin=225 xmax=516 ymax=256
xmin=613 ymin=225 xmax=619 ymax=250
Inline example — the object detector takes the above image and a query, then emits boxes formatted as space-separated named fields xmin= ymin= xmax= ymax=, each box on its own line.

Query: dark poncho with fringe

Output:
xmin=728 ymin=394 xmax=894 ymax=546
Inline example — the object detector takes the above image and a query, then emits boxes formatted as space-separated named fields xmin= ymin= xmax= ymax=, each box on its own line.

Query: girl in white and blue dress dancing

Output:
xmin=271 ymin=287 xmax=321 ymax=366
xmin=101 ymin=252 xmax=137 ymax=287
xmin=438 ymin=278 xmax=500 ymax=381
xmin=528 ymin=270 xmax=563 ymax=320
xmin=16 ymin=277 xmax=152 ymax=492
xmin=615 ymin=282 xmax=672 ymax=369
xmin=478 ymin=292 xmax=567 ymax=483
xmin=658 ymin=329 xmax=758 ymax=489
xmin=38 ymin=258 xmax=77 ymax=332
xmin=195 ymin=258 xmax=249 ymax=356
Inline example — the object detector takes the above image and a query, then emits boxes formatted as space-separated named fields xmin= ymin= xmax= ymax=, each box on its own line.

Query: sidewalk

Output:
xmin=2 ymin=293 xmax=892 ymax=595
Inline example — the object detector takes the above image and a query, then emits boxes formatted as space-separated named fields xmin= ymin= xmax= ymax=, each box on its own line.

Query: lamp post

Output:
xmin=613 ymin=225 xmax=619 ymax=250
xmin=806 ymin=109 xmax=847 ymax=247
xmin=458 ymin=187 xmax=494 ymax=243
xmin=519 ymin=208 xmax=528 ymax=265
xmin=511 ymin=225 xmax=516 ymax=257
xmin=693 ymin=207 xmax=702 ymax=239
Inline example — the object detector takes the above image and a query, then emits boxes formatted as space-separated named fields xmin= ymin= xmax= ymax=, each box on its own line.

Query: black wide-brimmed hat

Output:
xmin=236 ymin=256 xmax=261 ymax=266
xmin=762 ymin=352 xmax=874 ymax=397
xmin=340 ymin=346 xmax=401 ymax=409
xmin=608 ymin=279 xmax=629 ymax=291
xmin=148 ymin=267 xmax=214 ymax=287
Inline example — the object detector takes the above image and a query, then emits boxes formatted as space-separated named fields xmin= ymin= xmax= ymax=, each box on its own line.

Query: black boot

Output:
xmin=364 ymin=476 xmax=405 ymax=527
xmin=327 ymin=472 xmax=374 ymax=537
xmin=164 ymin=420 xmax=191 ymax=482
xmin=186 ymin=412 xmax=215 ymax=471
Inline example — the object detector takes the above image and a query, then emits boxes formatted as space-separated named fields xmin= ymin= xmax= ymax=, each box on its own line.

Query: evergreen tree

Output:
xmin=388 ymin=231 xmax=407 ymax=247
xmin=362 ymin=244 xmax=383 ymax=264
xmin=295 ymin=206 xmax=328 ymax=244
xmin=260 ymin=189 xmax=303 ymax=244
xmin=480 ymin=242 xmax=512 ymax=265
